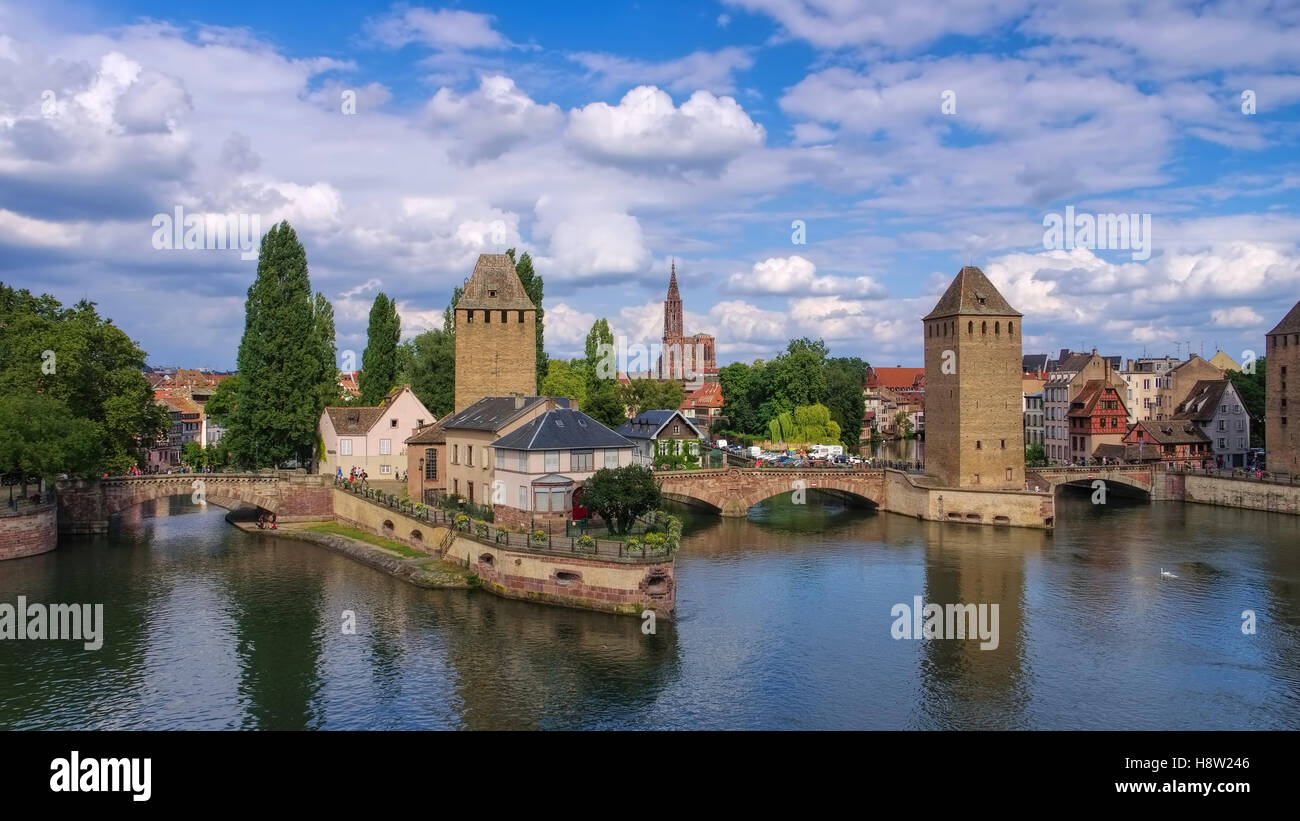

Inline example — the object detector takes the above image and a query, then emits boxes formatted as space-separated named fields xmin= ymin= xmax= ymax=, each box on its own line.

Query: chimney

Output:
xmin=514 ymin=394 xmax=525 ymax=410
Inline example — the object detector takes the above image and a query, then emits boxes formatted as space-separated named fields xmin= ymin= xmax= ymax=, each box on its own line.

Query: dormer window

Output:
xmin=489 ymin=289 xmax=497 ymax=297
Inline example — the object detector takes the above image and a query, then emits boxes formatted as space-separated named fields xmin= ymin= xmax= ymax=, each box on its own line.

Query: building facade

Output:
xmin=1066 ymin=380 xmax=1128 ymax=462
xmin=922 ymin=266 xmax=1024 ymax=490
xmin=1152 ymin=355 xmax=1224 ymax=422
xmin=617 ymin=410 xmax=705 ymax=467
xmin=318 ymin=386 xmax=433 ymax=479
xmin=1171 ymin=379 xmax=1251 ymax=468
xmin=1044 ymin=351 xmax=1125 ymax=463
xmin=454 ymin=254 xmax=538 ymax=412
xmin=1266 ymin=299 xmax=1300 ymax=475
xmin=440 ymin=395 xmax=566 ymax=509
xmin=1023 ymin=391 xmax=1044 ymax=448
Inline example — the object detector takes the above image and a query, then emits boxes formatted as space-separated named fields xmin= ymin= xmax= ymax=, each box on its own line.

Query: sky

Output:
xmin=1 ymin=0 xmax=1299 ymax=372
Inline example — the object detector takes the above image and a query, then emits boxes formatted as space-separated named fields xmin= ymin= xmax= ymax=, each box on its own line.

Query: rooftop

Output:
xmin=923 ymin=265 xmax=1021 ymax=320
xmin=492 ymin=407 xmax=633 ymax=451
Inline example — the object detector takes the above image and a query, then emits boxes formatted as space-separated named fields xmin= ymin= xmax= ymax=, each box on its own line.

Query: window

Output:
xmin=467 ymin=482 xmax=474 ymax=503
xmin=673 ymin=424 xmax=681 ymax=434
xmin=571 ymin=449 xmax=593 ymax=471
xmin=982 ymin=321 xmax=987 ymax=334
xmin=976 ymin=440 xmax=982 ymax=449
xmin=390 ymin=419 xmax=398 ymax=428
xmin=424 ymin=449 xmax=437 ymax=480
xmin=1218 ymin=420 xmax=1226 ymax=431
xmin=968 ymin=321 xmax=973 ymax=334
xmin=517 ymin=450 xmax=527 ymax=470
xmin=1009 ymin=322 xmax=1014 ymax=335
xmin=545 ymin=451 xmax=559 ymax=472
xmin=552 ymin=489 xmax=566 ymax=511
xmin=417 ymin=419 xmax=424 ymax=428
xmin=517 ymin=310 xmax=524 ymax=323
xmin=1000 ymin=439 xmax=1006 ymax=449
xmin=465 ymin=310 xmax=473 ymax=324
xmin=467 ymin=446 xmax=473 ymax=467
xmin=484 ymin=310 xmax=490 ymax=323
xmin=452 ymin=444 xmax=458 ymax=464
xmin=495 ymin=448 xmax=505 ymax=469
xmin=605 ymin=449 xmax=619 ymax=468
xmin=381 ymin=464 xmax=391 ymax=474
xmin=488 ymin=289 xmax=497 ymax=297
xmin=453 ymin=478 xmax=459 ymax=495
xmin=519 ymin=486 xmax=528 ymax=509
xmin=500 ymin=310 xmax=507 ymax=323
xmin=1218 ymin=438 xmax=1225 ymax=448
xmin=379 ymin=439 xmax=391 ymax=455
xmin=1006 ymin=468 xmax=1013 ymax=481
xmin=534 ymin=488 xmax=550 ymax=512
xmin=340 ymin=439 xmax=353 ymax=456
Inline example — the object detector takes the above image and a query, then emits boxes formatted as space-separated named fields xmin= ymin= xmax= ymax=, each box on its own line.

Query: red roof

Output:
xmin=866 ymin=366 xmax=924 ymax=390
xmin=680 ymin=381 xmax=724 ymax=410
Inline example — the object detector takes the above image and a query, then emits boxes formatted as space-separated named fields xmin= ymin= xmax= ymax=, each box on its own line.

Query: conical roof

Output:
xmin=456 ymin=254 xmax=536 ymax=311
xmin=923 ymin=265 xmax=1021 ymax=320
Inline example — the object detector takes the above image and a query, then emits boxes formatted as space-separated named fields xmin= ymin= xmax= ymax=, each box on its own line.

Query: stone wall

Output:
xmin=0 ymin=503 xmax=58 ymax=560
xmin=884 ymin=470 xmax=1055 ymax=529
xmin=1183 ymin=474 xmax=1300 ymax=515
xmin=454 ymin=307 xmax=536 ymax=411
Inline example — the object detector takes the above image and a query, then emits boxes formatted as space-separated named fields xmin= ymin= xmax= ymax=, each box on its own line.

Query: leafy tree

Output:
xmin=359 ymin=292 xmax=400 ymax=405
xmin=768 ymin=403 xmax=841 ymax=445
xmin=767 ymin=344 xmax=828 ymax=408
xmin=894 ymin=409 xmax=915 ymax=439
xmin=0 ymin=282 xmax=166 ymax=473
xmin=580 ymin=465 xmax=662 ymax=535
xmin=621 ymin=379 xmax=685 ymax=416
xmin=309 ymin=293 xmax=340 ymax=411
xmin=1025 ymin=442 xmax=1046 ymax=467
xmin=1226 ymin=360 xmax=1265 ymax=448
xmin=583 ymin=318 xmax=615 ymax=385
xmin=205 ymin=441 xmax=228 ymax=470
xmin=182 ymin=440 xmax=206 ymax=469
xmin=824 ymin=356 xmax=868 ymax=447
xmin=540 ymin=359 xmax=589 ymax=408
xmin=398 ymin=328 xmax=455 ymax=418
xmin=227 ymin=221 xmax=333 ymax=468
xmin=205 ymin=375 xmax=241 ymax=424
xmin=584 ymin=379 xmax=627 ymax=429
xmin=719 ymin=361 xmax=764 ymax=435
xmin=505 ymin=248 xmax=545 ymax=390
xmin=0 ymin=394 xmax=103 ymax=482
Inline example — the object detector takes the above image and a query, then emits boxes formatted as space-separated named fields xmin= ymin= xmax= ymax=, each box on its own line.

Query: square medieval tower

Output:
xmin=923 ymin=266 xmax=1025 ymax=490
xmin=1265 ymin=298 xmax=1300 ymax=475
xmin=453 ymin=254 xmax=537 ymax=411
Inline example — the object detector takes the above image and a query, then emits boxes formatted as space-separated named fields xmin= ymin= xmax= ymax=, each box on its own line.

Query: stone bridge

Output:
xmin=1026 ymin=465 xmax=1171 ymax=499
xmin=55 ymin=472 xmax=334 ymax=534
xmin=658 ymin=467 xmax=886 ymax=517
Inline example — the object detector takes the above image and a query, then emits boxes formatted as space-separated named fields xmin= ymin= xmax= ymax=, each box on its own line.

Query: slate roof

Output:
xmin=440 ymin=395 xmax=564 ymax=431
xmin=923 ymin=266 xmax=1021 ymax=320
xmin=617 ymin=410 xmax=702 ymax=440
xmin=1171 ymin=380 xmax=1232 ymax=423
xmin=1023 ymin=354 xmax=1048 ymax=372
xmin=405 ymin=421 xmax=446 ymax=445
xmin=456 ymin=254 xmax=536 ymax=311
xmin=1267 ymin=299 xmax=1300 ymax=336
xmin=492 ymin=408 xmax=633 ymax=451
xmin=1127 ymin=420 xmax=1211 ymax=445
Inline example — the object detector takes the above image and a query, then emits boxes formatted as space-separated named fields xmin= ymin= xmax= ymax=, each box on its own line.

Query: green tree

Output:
xmin=540 ymin=359 xmax=589 ymax=408
xmin=227 ymin=221 xmax=331 ymax=468
xmin=824 ymin=356 xmax=868 ymax=447
xmin=767 ymin=403 xmax=841 ymax=445
xmin=309 ymin=293 xmax=340 ymax=411
xmin=0 ymin=394 xmax=103 ymax=483
xmin=621 ymin=379 xmax=685 ymax=416
xmin=580 ymin=465 xmax=662 ymax=535
xmin=1025 ymin=442 xmax=1046 ymax=467
xmin=181 ymin=439 xmax=206 ymax=469
xmin=505 ymin=248 xmax=545 ymax=390
xmin=359 ymin=292 xmax=400 ymax=405
xmin=719 ymin=361 xmax=763 ymax=435
xmin=583 ymin=318 xmax=615 ymax=385
xmin=1226 ymin=360 xmax=1265 ymax=448
xmin=397 ymin=328 xmax=455 ymax=418
xmin=0 ymin=283 xmax=166 ymax=473
xmin=584 ymin=379 xmax=627 ymax=429
xmin=894 ymin=409 xmax=915 ymax=439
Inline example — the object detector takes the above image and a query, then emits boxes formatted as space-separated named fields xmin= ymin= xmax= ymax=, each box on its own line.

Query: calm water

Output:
xmin=1 ymin=492 xmax=1298 ymax=730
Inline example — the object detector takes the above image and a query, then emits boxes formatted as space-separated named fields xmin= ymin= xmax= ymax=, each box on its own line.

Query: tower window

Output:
xmin=995 ymin=321 xmax=1000 ymax=335
xmin=485 ymin=310 xmax=491 ymax=323
xmin=517 ymin=311 xmax=524 ymax=323
xmin=976 ymin=440 xmax=982 ymax=449
xmin=968 ymin=321 xmax=973 ymax=335
xmin=501 ymin=310 xmax=507 ymax=323
xmin=1008 ymin=322 xmax=1014 ymax=335
xmin=982 ymin=321 xmax=987 ymax=334
xmin=1000 ymin=439 xmax=1005 ymax=449
xmin=488 ymin=289 xmax=496 ymax=297
xmin=465 ymin=310 xmax=473 ymax=324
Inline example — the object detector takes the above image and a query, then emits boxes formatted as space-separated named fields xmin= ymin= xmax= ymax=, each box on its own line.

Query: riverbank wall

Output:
xmin=882 ymin=470 xmax=1056 ymax=529
xmin=0 ymin=501 xmax=58 ymax=560
xmin=330 ymin=489 xmax=675 ymax=617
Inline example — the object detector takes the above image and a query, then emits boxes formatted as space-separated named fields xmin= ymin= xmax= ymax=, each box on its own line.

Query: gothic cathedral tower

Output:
xmin=454 ymin=254 xmax=537 ymax=411
xmin=923 ymin=266 xmax=1024 ymax=489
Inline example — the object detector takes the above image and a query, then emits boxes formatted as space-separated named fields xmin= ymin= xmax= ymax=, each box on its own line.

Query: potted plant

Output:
xmin=576 ymin=533 xmax=596 ymax=553
xmin=475 ymin=520 xmax=489 ymax=537
xmin=624 ymin=537 xmax=643 ymax=554
xmin=531 ymin=529 xmax=548 ymax=544
xmin=455 ymin=513 xmax=470 ymax=532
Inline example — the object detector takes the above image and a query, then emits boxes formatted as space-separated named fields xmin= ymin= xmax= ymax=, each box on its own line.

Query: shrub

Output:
xmin=575 ymin=533 xmax=595 ymax=553
xmin=474 ymin=520 xmax=489 ymax=537
xmin=455 ymin=513 xmax=470 ymax=531
xmin=531 ymin=529 xmax=548 ymax=543
xmin=624 ymin=537 xmax=642 ymax=554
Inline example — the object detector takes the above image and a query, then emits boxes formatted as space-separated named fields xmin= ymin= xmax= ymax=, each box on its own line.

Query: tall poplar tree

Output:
xmin=359 ymin=292 xmax=400 ymax=405
xmin=506 ymin=248 xmax=546 ymax=390
xmin=229 ymin=221 xmax=331 ymax=468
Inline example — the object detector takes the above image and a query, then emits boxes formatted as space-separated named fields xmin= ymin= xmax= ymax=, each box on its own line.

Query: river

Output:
xmin=1 ymin=491 xmax=1297 ymax=729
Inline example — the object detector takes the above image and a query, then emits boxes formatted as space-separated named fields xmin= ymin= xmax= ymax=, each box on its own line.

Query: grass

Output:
xmin=302 ymin=522 xmax=425 ymax=559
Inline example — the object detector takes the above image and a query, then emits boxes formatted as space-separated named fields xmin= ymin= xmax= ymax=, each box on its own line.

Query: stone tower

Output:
xmin=923 ymin=266 xmax=1024 ymax=489
xmin=1265 ymin=298 xmax=1300 ymax=475
xmin=453 ymin=254 xmax=537 ymax=411
xmin=664 ymin=261 xmax=684 ymax=340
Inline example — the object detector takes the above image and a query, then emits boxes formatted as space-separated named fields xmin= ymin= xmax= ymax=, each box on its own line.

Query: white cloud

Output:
xmin=1211 ymin=306 xmax=1265 ymax=328
xmin=364 ymin=7 xmax=508 ymax=50
xmin=425 ymin=75 xmax=563 ymax=163
xmin=567 ymin=86 xmax=765 ymax=172
xmin=726 ymin=255 xmax=887 ymax=297
xmin=569 ymin=47 xmax=754 ymax=95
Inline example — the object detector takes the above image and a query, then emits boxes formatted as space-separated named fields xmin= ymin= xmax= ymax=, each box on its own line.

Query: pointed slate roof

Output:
xmin=456 ymin=253 xmax=536 ymax=311
xmin=923 ymin=266 xmax=1022 ymax=320
xmin=1267 ymin=298 xmax=1300 ymax=336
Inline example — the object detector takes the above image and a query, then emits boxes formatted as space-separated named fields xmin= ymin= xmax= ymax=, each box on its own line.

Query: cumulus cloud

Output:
xmin=567 ymin=86 xmax=765 ymax=172
xmin=726 ymin=255 xmax=887 ymax=297
xmin=425 ymin=75 xmax=563 ymax=163
xmin=570 ymin=47 xmax=754 ymax=95
xmin=1211 ymin=306 xmax=1265 ymax=328
xmin=364 ymin=6 xmax=509 ymax=50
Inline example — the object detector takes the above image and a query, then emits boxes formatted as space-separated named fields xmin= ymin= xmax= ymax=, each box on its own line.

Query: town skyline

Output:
xmin=3 ymin=0 xmax=1297 ymax=370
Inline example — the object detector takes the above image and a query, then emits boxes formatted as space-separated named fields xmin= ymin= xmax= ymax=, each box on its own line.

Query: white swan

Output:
xmin=1160 ymin=568 xmax=1178 ymax=579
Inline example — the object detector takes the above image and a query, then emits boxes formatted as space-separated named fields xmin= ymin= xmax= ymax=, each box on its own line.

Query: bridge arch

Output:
xmin=657 ymin=468 xmax=885 ymax=518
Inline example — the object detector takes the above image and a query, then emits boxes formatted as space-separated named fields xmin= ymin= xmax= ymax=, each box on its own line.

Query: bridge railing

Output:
xmin=1165 ymin=463 xmax=1296 ymax=486
xmin=333 ymin=478 xmax=674 ymax=563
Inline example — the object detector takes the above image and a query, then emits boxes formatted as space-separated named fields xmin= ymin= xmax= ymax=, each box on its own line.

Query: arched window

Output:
xmin=981 ymin=321 xmax=987 ymax=334
xmin=995 ymin=321 xmax=1000 ymax=335
xmin=1009 ymin=321 xmax=1014 ymax=336
xmin=968 ymin=321 xmax=973 ymax=335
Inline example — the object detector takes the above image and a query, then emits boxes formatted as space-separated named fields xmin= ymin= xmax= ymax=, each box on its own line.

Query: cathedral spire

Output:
xmin=664 ymin=259 xmax=683 ymax=339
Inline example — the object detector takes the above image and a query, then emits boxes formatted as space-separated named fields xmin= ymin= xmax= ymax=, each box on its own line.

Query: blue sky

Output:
xmin=2 ymin=0 xmax=1299 ymax=371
